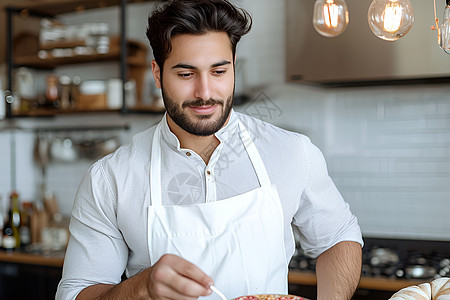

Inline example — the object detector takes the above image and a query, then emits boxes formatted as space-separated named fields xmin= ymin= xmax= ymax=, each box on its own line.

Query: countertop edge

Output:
xmin=288 ymin=270 xmax=426 ymax=292
xmin=0 ymin=250 xmax=64 ymax=268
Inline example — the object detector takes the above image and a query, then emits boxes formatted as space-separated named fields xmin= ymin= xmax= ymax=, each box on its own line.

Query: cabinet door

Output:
xmin=0 ymin=262 xmax=62 ymax=300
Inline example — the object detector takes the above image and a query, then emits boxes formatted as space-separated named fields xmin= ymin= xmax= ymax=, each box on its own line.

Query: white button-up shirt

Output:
xmin=56 ymin=109 xmax=363 ymax=299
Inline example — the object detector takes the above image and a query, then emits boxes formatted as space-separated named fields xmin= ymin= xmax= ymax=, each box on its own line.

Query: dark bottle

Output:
xmin=2 ymin=213 xmax=15 ymax=250
xmin=2 ymin=192 xmax=21 ymax=250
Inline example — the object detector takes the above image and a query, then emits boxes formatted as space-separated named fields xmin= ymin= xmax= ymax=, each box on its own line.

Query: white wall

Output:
xmin=247 ymin=83 xmax=450 ymax=241
xmin=1 ymin=0 xmax=450 ymax=240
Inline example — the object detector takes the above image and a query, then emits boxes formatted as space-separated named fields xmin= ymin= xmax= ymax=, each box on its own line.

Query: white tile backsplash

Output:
xmin=258 ymin=83 xmax=450 ymax=241
xmin=1 ymin=0 xmax=450 ymax=241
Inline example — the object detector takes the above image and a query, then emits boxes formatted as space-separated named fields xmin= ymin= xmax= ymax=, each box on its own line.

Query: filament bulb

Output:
xmin=313 ymin=0 xmax=349 ymax=37
xmin=383 ymin=2 xmax=403 ymax=32
xmin=368 ymin=0 xmax=414 ymax=41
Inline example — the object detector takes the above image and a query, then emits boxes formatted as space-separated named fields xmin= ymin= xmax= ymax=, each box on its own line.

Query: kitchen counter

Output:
xmin=0 ymin=250 xmax=432 ymax=292
xmin=0 ymin=249 xmax=64 ymax=268
xmin=288 ymin=270 xmax=427 ymax=292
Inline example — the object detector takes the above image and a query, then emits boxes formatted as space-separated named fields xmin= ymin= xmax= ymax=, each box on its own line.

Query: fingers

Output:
xmin=170 ymin=255 xmax=214 ymax=289
xmin=148 ymin=254 xmax=214 ymax=300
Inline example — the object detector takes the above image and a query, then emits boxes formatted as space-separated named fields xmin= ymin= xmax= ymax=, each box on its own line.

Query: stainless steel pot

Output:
xmin=405 ymin=265 xmax=437 ymax=279
xmin=369 ymin=248 xmax=400 ymax=267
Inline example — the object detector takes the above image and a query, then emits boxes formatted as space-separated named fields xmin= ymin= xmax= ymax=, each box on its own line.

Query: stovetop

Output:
xmin=289 ymin=237 xmax=450 ymax=281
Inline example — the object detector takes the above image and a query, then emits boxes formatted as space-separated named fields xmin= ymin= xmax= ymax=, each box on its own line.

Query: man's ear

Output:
xmin=151 ymin=60 xmax=162 ymax=89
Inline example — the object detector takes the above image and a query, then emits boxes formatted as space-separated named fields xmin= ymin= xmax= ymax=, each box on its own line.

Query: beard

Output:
xmin=161 ymin=87 xmax=233 ymax=136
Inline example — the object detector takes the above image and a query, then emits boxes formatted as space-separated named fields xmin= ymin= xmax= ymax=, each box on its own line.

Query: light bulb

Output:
xmin=368 ymin=0 xmax=414 ymax=41
xmin=440 ymin=0 xmax=450 ymax=54
xmin=313 ymin=0 xmax=349 ymax=37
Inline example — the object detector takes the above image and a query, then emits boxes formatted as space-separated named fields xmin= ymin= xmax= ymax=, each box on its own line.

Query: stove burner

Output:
xmin=289 ymin=239 xmax=450 ymax=281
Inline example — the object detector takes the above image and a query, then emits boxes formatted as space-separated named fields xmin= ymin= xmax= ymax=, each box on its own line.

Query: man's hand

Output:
xmin=76 ymin=254 xmax=214 ymax=300
xmin=147 ymin=254 xmax=214 ymax=299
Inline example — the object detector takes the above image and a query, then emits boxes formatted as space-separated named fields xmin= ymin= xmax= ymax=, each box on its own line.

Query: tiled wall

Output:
xmin=1 ymin=0 xmax=450 ymax=241
xmin=251 ymin=83 xmax=450 ymax=241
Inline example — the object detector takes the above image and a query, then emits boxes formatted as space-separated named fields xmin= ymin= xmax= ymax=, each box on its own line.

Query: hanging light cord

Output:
xmin=433 ymin=0 xmax=441 ymax=44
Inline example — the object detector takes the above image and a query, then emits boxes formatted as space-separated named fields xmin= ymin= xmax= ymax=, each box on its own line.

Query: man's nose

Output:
xmin=193 ymin=74 xmax=213 ymax=100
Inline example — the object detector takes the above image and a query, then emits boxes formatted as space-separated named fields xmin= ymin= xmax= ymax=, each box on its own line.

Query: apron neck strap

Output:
xmin=237 ymin=121 xmax=271 ymax=188
xmin=150 ymin=123 xmax=163 ymax=206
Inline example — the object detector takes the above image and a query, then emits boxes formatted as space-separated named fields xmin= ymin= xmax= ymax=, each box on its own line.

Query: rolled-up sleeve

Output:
xmin=293 ymin=139 xmax=363 ymax=259
xmin=56 ymin=160 xmax=128 ymax=300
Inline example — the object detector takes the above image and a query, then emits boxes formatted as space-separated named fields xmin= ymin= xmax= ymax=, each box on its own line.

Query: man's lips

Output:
xmin=189 ymin=105 xmax=218 ymax=115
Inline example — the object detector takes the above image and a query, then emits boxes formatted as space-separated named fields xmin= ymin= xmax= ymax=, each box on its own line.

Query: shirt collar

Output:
xmin=160 ymin=109 xmax=239 ymax=151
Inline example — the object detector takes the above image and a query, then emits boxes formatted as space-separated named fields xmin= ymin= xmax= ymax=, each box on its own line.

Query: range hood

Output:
xmin=286 ymin=0 xmax=450 ymax=87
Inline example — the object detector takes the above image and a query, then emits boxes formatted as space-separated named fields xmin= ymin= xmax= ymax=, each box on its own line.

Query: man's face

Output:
xmin=152 ymin=32 xmax=235 ymax=136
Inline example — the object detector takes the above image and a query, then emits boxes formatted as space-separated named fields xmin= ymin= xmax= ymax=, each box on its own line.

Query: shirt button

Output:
xmin=206 ymin=171 xmax=211 ymax=175
xmin=186 ymin=152 xmax=191 ymax=157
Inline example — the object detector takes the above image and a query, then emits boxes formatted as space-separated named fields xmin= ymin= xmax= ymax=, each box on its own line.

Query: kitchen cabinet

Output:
xmin=0 ymin=250 xmax=64 ymax=300
xmin=4 ymin=0 xmax=164 ymax=119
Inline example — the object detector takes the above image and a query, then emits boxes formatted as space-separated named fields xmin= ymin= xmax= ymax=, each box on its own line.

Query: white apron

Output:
xmin=147 ymin=121 xmax=289 ymax=299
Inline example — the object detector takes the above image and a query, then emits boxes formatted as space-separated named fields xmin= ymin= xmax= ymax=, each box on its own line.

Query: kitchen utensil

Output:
xmin=77 ymin=136 xmax=120 ymax=159
xmin=210 ymin=285 xmax=227 ymax=300
xmin=77 ymin=138 xmax=100 ymax=159
xmin=34 ymin=134 xmax=50 ymax=172
xmin=232 ymin=295 xmax=307 ymax=300
xmin=50 ymin=136 xmax=78 ymax=162
xmin=97 ymin=136 xmax=120 ymax=157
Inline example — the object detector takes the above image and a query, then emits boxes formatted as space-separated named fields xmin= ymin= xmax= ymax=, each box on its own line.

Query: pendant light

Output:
xmin=368 ymin=0 xmax=414 ymax=41
xmin=313 ymin=0 xmax=349 ymax=37
xmin=439 ymin=0 xmax=450 ymax=53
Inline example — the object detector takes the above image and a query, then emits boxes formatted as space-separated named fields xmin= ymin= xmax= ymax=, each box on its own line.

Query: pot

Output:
xmin=77 ymin=136 xmax=120 ymax=159
xmin=369 ymin=248 xmax=400 ymax=267
xmin=405 ymin=265 xmax=437 ymax=279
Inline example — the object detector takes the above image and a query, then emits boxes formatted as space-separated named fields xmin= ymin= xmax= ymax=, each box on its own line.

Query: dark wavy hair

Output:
xmin=146 ymin=0 xmax=252 ymax=69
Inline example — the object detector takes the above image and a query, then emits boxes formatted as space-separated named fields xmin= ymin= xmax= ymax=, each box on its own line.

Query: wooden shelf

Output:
xmin=7 ymin=0 xmax=153 ymax=17
xmin=6 ymin=0 xmax=152 ymax=119
xmin=14 ymin=38 xmax=147 ymax=69
xmin=12 ymin=105 xmax=165 ymax=118
xmin=14 ymin=53 xmax=122 ymax=69
xmin=13 ymin=108 xmax=120 ymax=117
xmin=288 ymin=270 xmax=427 ymax=292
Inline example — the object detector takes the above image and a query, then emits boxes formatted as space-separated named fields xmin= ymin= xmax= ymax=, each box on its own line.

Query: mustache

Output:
xmin=182 ymin=98 xmax=224 ymax=108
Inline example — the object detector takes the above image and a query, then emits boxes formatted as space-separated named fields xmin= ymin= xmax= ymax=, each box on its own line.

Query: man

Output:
xmin=56 ymin=0 xmax=363 ymax=299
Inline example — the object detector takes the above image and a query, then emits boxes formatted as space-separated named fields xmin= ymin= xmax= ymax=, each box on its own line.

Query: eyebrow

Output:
xmin=171 ymin=60 xmax=232 ymax=70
